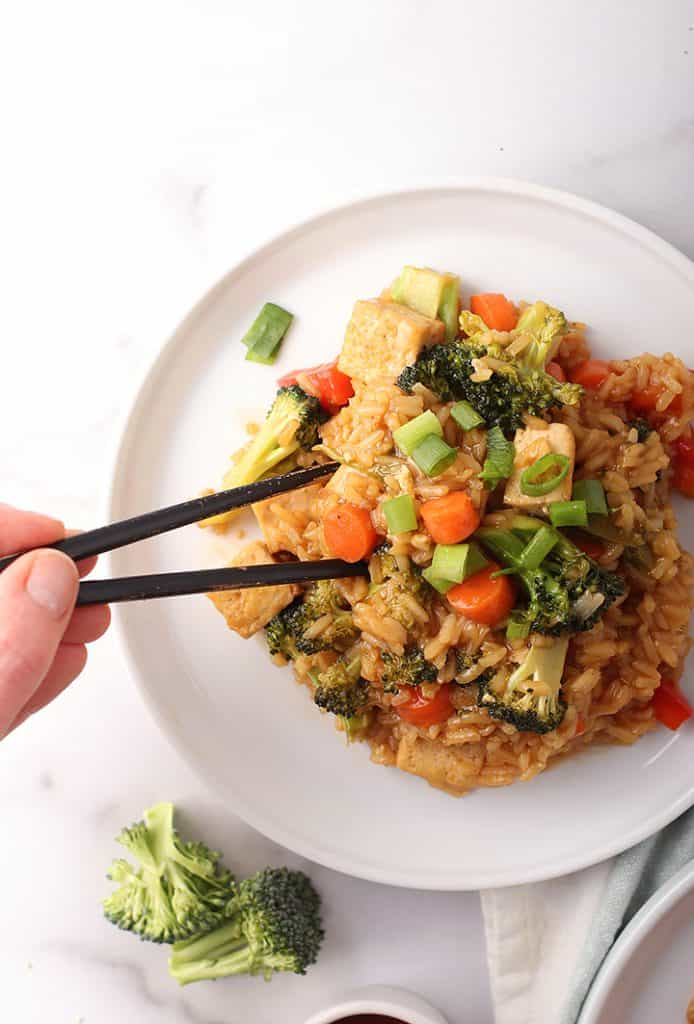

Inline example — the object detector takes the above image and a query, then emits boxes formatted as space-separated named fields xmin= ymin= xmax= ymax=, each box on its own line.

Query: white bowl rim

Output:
xmin=301 ymin=983 xmax=448 ymax=1024
xmin=106 ymin=177 xmax=694 ymax=891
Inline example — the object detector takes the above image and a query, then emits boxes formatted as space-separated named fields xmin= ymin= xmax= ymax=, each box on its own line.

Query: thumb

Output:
xmin=0 ymin=549 xmax=79 ymax=736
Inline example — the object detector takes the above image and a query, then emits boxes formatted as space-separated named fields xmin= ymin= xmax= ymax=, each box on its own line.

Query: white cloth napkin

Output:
xmin=481 ymin=807 xmax=694 ymax=1024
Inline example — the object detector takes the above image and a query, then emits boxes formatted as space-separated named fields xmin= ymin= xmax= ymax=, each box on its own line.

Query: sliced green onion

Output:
xmin=431 ymin=542 xmax=489 ymax=584
xmin=243 ymin=303 xmax=293 ymax=364
xmin=549 ymin=499 xmax=588 ymax=528
xmin=478 ymin=426 xmax=515 ymax=490
xmin=519 ymin=525 xmax=558 ymax=570
xmin=450 ymin=400 xmax=484 ymax=431
xmin=393 ymin=411 xmax=442 ymax=456
xmin=572 ymin=478 xmax=608 ymax=516
xmin=506 ymin=618 xmax=530 ymax=641
xmin=411 ymin=435 xmax=457 ymax=477
xmin=422 ymin=566 xmax=455 ymax=594
xmin=383 ymin=494 xmax=418 ymax=535
xmin=519 ymin=453 xmax=570 ymax=497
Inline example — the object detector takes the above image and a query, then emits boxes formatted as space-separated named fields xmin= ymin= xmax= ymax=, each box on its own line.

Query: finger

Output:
xmin=7 ymin=643 xmax=87 ymax=734
xmin=0 ymin=504 xmax=64 ymax=557
xmin=0 ymin=549 xmax=79 ymax=737
xmin=76 ymin=555 xmax=98 ymax=579
xmin=61 ymin=604 xmax=111 ymax=644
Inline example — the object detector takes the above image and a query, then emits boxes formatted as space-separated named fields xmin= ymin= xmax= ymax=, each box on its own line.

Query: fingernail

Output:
xmin=26 ymin=551 xmax=78 ymax=619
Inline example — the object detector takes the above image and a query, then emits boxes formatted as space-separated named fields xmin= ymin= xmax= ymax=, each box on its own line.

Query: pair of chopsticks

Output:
xmin=0 ymin=463 xmax=369 ymax=606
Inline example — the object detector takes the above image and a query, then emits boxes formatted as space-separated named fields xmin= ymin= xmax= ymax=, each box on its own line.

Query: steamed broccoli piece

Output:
xmin=232 ymin=385 xmax=323 ymax=483
xmin=380 ymin=646 xmax=437 ymax=693
xmin=103 ymin=803 xmax=235 ymax=943
xmin=478 ymin=636 xmax=569 ymax=733
xmin=367 ymin=548 xmax=431 ymax=629
xmin=168 ymin=868 xmax=323 ymax=985
xmin=310 ymin=655 xmax=369 ymax=718
xmin=476 ymin=516 xmax=625 ymax=635
xmin=340 ymin=709 xmax=373 ymax=742
xmin=265 ymin=582 xmax=357 ymax=660
xmin=397 ymin=301 xmax=581 ymax=433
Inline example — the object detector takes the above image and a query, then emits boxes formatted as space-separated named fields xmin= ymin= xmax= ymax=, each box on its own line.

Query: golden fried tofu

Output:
xmin=252 ymin=483 xmax=324 ymax=559
xmin=207 ymin=540 xmax=299 ymax=639
xmin=338 ymin=299 xmax=444 ymax=384
xmin=396 ymin=731 xmax=475 ymax=796
xmin=504 ymin=422 xmax=575 ymax=510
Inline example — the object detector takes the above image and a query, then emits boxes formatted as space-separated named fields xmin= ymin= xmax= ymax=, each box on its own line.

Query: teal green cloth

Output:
xmin=562 ymin=806 xmax=694 ymax=1023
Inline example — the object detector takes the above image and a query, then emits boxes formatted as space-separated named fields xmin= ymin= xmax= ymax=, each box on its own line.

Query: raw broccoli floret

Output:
xmin=168 ymin=868 xmax=323 ymax=985
xmin=265 ymin=582 xmax=357 ymax=660
xmin=478 ymin=636 xmax=569 ymax=733
xmin=397 ymin=301 xmax=581 ymax=434
xmin=380 ymin=646 xmax=438 ymax=693
xmin=310 ymin=656 xmax=369 ymax=718
xmin=103 ymin=803 xmax=235 ymax=943
xmin=476 ymin=515 xmax=625 ymax=635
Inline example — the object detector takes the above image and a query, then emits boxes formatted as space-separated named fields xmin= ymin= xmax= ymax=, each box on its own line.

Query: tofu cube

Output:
xmin=207 ymin=540 xmax=299 ymax=639
xmin=504 ymin=423 xmax=575 ymax=509
xmin=338 ymin=299 xmax=444 ymax=384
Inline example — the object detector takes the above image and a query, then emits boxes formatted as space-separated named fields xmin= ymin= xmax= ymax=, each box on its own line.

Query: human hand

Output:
xmin=0 ymin=504 xmax=110 ymax=738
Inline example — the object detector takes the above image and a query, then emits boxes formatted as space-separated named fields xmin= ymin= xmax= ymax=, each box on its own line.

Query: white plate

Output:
xmin=578 ymin=859 xmax=694 ymax=1023
xmin=109 ymin=180 xmax=694 ymax=890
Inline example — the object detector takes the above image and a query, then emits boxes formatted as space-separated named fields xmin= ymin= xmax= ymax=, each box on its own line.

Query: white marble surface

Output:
xmin=1 ymin=2 xmax=692 ymax=1022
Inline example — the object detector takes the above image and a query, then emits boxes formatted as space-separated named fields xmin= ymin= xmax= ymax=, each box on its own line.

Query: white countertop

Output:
xmin=1 ymin=2 xmax=692 ymax=1021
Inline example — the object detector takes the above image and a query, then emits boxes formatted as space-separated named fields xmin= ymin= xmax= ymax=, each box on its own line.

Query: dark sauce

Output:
xmin=335 ymin=1017 xmax=407 ymax=1024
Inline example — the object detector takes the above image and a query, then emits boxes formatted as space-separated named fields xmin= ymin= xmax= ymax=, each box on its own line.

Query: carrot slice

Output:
xmin=396 ymin=684 xmax=454 ymax=728
xmin=570 ymin=359 xmax=611 ymax=390
xmin=652 ymin=678 xmax=693 ymax=730
xmin=446 ymin=563 xmax=515 ymax=626
xmin=324 ymin=504 xmax=379 ymax=563
xmin=420 ymin=492 xmax=480 ymax=545
xmin=469 ymin=293 xmax=518 ymax=332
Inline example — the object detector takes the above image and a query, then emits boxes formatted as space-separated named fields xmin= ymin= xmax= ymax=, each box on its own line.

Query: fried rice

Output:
xmin=206 ymin=278 xmax=694 ymax=796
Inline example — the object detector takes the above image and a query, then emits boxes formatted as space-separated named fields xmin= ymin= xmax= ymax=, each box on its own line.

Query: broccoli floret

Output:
xmin=310 ymin=656 xmax=369 ymax=718
xmin=367 ymin=549 xmax=431 ymax=628
xmin=627 ymin=418 xmax=653 ymax=443
xmin=103 ymin=803 xmax=235 ymax=943
xmin=397 ymin=301 xmax=581 ymax=434
xmin=233 ymin=385 xmax=323 ymax=482
xmin=340 ymin=709 xmax=373 ymax=742
xmin=168 ymin=868 xmax=323 ymax=985
xmin=380 ymin=646 xmax=438 ymax=693
xmin=476 ymin=516 xmax=625 ymax=635
xmin=478 ymin=636 xmax=569 ymax=733
xmin=265 ymin=583 xmax=357 ymax=660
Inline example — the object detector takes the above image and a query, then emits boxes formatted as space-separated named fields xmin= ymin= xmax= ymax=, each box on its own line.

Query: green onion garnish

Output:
xmin=506 ymin=618 xmax=530 ymax=641
xmin=383 ymin=494 xmax=418 ymax=535
xmin=478 ymin=426 xmax=516 ymax=490
xmin=519 ymin=453 xmax=570 ymax=497
xmin=411 ymin=435 xmax=457 ymax=477
xmin=243 ymin=303 xmax=294 ymax=365
xmin=549 ymin=499 xmax=588 ymax=528
xmin=431 ymin=542 xmax=489 ymax=584
xmin=519 ymin=526 xmax=559 ymax=570
xmin=572 ymin=479 xmax=608 ymax=516
xmin=422 ymin=566 xmax=455 ymax=593
xmin=393 ymin=411 xmax=442 ymax=456
xmin=450 ymin=400 xmax=484 ymax=431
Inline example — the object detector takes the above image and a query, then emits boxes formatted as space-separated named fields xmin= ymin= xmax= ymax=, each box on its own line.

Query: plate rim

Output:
xmin=107 ymin=177 xmax=694 ymax=890
xmin=577 ymin=858 xmax=694 ymax=1022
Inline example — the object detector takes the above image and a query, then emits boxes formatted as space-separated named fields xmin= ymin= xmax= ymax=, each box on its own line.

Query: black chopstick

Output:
xmin=0 ymin=462 xmax=339 ymax=573
xmin=76 ymin=559 xmax=368 ymax=606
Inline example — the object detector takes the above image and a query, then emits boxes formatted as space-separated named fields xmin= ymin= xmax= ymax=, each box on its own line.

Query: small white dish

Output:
xmin=303 ymin=985 xmax=448 ymax=1024
xmin=578 ymin=858 xmax=694 ymax=1022
xmin=109 ymin=179 xmax=694 ymax=890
